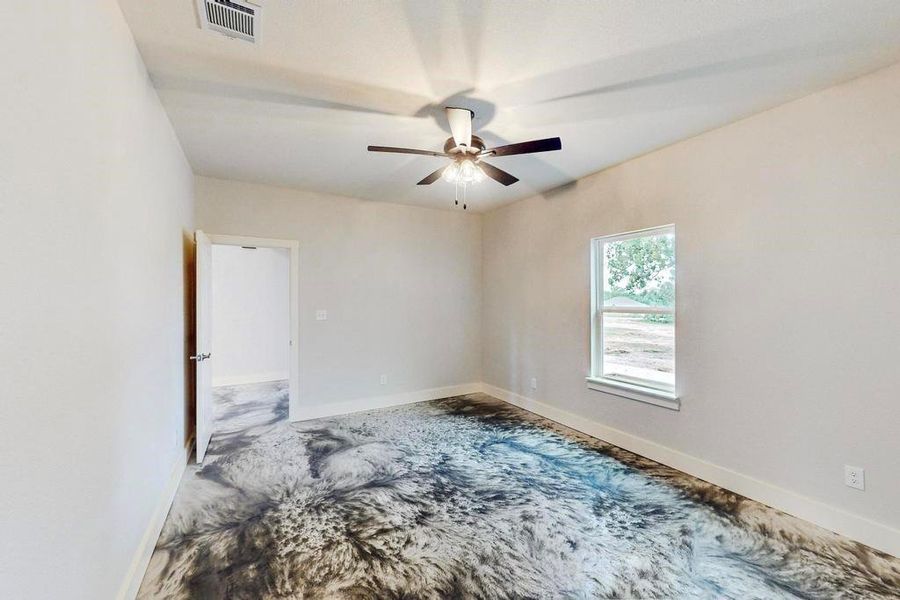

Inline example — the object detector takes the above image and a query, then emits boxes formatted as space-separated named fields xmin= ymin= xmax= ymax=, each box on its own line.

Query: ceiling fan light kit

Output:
xmin=444 ymin=159 xmax=485 ymax=185
xmin=367 ymin=107 xmax=562 ymax=210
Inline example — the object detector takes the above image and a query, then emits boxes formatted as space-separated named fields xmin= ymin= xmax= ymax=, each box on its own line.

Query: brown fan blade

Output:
xmin=368 ymin=145 xmax=448 ymax=157
xmin=484 ymin=137 xmax=561 ymax=157
xmin=417 ymin=166 xmax=448 ymax=185
xmin=479 ymin=161 xmax=519 ymax=186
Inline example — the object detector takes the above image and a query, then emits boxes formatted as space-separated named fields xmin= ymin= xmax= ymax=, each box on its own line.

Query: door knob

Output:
xmin=189 ymin=353 xmax=211 ymax=362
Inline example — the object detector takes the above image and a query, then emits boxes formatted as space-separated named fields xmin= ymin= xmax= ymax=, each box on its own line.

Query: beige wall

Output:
xmin=0 ymin=1 xmax=195 ymax=599
xmin=195 ymin=176 xmax=482 ymax=411
xmin=482 ymin=63 xmax=900 ymax=536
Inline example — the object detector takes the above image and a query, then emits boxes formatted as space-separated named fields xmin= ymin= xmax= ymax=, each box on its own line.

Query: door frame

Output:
xmin=207 ymin=233 xmax=300 ymax=422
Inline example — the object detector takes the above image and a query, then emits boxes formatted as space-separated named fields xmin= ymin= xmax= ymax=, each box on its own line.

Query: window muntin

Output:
xmin=592 ymin=226 xmax=675 ymax=394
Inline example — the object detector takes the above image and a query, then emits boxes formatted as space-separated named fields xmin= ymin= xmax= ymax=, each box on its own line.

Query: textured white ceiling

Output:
xmin=118 ymin=0 xmax=900 ymax=212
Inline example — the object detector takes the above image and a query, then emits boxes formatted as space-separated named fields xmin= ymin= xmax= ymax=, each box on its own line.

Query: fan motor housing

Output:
xmin=444 ymin=135 xmax=485 ymax=156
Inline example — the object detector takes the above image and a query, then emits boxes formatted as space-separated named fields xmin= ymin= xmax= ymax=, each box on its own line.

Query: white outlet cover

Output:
xmin=315 ymin=310 xmax=327 ymax=321
xmin=380 ymin=374 xmax=387 ymax=385
xmin=530 ymin=377 xmax=537 ymax=390
xmin=844 ymin=465 xmax=865 ymax=491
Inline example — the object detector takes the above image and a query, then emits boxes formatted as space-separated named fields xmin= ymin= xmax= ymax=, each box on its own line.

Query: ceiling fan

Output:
xmin=368 ymin=107 xmax=561 ymax=209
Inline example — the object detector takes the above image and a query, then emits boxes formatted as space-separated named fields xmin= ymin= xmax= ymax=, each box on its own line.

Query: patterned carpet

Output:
xmin=138 ymin=381 xmax=900 ymax=599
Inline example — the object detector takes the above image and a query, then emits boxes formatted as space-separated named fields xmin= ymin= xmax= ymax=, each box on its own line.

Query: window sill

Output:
xmin=586 ymin=377 xmax=680 ymax=411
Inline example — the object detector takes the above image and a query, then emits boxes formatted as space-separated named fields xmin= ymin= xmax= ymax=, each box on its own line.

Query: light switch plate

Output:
xmin=315 ymin=310 xmax=328 ymax=321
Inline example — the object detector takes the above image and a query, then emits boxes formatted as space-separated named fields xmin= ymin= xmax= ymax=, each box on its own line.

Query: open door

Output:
xmin=193 ymin=230 xmax=213 ymax=462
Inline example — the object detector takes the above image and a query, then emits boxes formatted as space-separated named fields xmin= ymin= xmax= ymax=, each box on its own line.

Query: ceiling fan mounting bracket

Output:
xmin=444 ymin=106 xmax=475 ymax=117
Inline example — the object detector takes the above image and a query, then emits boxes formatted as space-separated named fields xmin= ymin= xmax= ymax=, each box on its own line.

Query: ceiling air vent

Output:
xmin=196 ymin=0 xmax=261 ymax=43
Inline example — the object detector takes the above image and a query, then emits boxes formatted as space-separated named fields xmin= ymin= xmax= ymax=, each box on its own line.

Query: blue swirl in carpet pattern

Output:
xmin=138 ymin=381 xmax=900 ymax=599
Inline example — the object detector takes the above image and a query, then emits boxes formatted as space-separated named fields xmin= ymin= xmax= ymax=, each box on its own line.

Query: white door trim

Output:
xmin=207 ymin=234 xmax=300 ymax=422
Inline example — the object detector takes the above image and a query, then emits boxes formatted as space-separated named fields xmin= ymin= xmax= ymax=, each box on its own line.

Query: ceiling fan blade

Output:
xmin=368 ymin=146 xmax=448 ymax=157
xmin=446 ymin=107 xmax=473 ymax=149
xmin=479 ymin=161 xmax=519 ymax=186
xmin=484 ymin=137 xmax=562 ymax=157
xmin=417 ymin=166 xmax=448 ymax=185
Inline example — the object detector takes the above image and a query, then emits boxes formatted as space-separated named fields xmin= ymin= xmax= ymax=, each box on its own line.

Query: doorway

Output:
xmin=194 ymin=232 xmax=299 ymax=462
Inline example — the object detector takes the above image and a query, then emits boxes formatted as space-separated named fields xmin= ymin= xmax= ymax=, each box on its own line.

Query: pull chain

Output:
xmin=452 ymin=173 xmax=469 ymax=210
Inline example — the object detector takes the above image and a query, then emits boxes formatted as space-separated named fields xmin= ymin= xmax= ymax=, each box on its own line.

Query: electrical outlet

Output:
xmin=380 ymin=374 xmax=387 ymax=385
xmin=530 ymin=377 xmax=537 ymax=390
xmin=844 ymin=465 xmax=865 ymax=491
xmin=315 ymin=309 xmax=328 ymax=321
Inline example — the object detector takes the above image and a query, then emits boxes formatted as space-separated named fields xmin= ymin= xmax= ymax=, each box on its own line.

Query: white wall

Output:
xmin=481 ymin=62 xmax=900 ymax=549
xmin=211 ymin=245 xmax=290 ymax=386
xmin=195 ymin=176 xmax=482 ymax=414
xmin=0 ymin=2 xmax=194 ymax=599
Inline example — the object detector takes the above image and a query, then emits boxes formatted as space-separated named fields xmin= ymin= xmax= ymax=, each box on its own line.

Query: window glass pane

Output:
xmin=602 ymin=312 xmax=674 ymax=390
xmin=603 ymin=232 xmax=675 ymax=308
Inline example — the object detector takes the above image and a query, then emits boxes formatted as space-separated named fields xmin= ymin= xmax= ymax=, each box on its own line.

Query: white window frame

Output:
xmin=587 ymin=225 xmax=679 ymax=410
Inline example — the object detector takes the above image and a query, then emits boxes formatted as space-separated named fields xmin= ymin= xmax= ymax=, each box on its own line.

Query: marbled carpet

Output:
xmin=138 ymin=381 xmax=900 ymax=599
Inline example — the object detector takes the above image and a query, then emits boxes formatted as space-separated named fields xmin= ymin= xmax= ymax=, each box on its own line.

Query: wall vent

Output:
xmin=196 ymin=0 xmax=261 ymax=43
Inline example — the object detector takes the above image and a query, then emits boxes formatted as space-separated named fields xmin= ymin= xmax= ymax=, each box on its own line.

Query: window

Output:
xmin=588 ymin=225 xmax=678 ymax=409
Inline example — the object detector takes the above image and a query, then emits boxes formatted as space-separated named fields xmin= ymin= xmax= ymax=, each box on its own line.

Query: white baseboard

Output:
xmin=213 ymin=372 xmax=289 ymax=387
xmin=295 ymin=382 xmax=483 ymax=421
xmin=481 ymin=383 xmax=899 ymax=558
xmin=116 ymin=438 xmax=192 ymax=600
